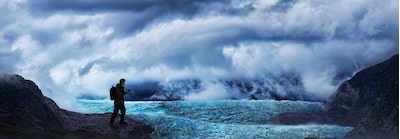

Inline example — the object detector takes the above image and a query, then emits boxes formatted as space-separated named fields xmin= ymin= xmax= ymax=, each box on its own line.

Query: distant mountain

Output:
xmin=124 ymin=73 xmax=322 ymax=101
xmin=124 ymin=79 xmax=200 ymax=101
xmin=0 ymin=72 xmax=153 ymax=139
xmin=269 ymin=54 xmax=399 ymax=139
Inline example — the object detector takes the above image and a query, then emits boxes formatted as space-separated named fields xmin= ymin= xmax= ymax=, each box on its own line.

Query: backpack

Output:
xmin=110 ymin=86 xmax=116 ymax=100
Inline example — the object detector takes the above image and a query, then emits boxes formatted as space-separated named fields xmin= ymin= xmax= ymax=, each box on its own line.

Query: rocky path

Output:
xmin=62 ymin=111 xmax=154 ymax=138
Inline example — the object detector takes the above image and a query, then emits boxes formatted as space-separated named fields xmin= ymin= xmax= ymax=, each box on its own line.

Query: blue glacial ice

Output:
xmin=78 ymin=99 xmax=352 ymax=139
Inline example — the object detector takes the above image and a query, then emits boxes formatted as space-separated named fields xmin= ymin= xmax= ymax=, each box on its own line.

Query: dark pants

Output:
xmin=109 ymin=105 xmax=126 ymax=124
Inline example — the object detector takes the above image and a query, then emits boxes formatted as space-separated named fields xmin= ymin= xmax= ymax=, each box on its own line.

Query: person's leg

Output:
xmin=109 ymin=106 xmax=118 ymax=127
xmin=120 ymin=106 xmax=127 ymax=124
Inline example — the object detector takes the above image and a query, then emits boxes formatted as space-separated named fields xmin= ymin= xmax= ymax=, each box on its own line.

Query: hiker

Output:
xmin=109 ymin=78 xmax=130 ymax=128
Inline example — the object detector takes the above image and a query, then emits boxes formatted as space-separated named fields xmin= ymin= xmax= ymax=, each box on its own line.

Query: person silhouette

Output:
xmin=109 ymin=78 xmax=130 ymax=128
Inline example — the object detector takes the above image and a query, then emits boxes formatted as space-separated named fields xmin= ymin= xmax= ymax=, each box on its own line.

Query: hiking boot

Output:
xmin=119 ymin=121 xmax=128 ymax=125
xmin=110 ymin=123 xmax=116 ymax=128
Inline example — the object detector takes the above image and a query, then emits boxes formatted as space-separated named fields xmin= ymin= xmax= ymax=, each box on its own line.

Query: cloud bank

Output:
xmin=0 ymin=0 xmax=398 ymax=110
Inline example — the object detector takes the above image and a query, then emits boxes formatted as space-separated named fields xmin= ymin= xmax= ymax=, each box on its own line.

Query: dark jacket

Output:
xmin=114 ymin=84 xmax=127 ymax=107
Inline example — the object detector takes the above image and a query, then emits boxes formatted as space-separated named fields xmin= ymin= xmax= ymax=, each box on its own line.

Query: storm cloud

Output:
xmin=0 ymin=0 xmax=398 ymax=110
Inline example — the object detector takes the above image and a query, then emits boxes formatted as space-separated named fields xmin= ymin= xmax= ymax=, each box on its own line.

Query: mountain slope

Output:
xmin=269 ymin=54 xmax=399 ymax=139
xmin=334 ymin=54 xmax=399 ymax=139
xmin=0 ymin=73 xmax=63 ymax=129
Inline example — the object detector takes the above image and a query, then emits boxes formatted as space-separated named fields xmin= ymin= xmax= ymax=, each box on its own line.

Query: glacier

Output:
xmin=78 ymin=99 xmax=352 ymax=139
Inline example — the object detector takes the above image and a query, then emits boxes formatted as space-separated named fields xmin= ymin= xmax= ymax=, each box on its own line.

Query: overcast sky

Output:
xmin=0 ymin=0 xmax=398 ymax=110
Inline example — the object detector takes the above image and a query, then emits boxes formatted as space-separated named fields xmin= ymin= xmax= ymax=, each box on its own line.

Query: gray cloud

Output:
xmin=0 ymin=0 xmax=397 ymax=110
xmin=26 ymin=0 xmax=252 ymax=36
xmin=27 ymin=0 xmax=203 ymax=13
xmin=269 ymin=0 xmax=298 ymax=12
xmin=0 ymin=51 xmax=19 ymax=72
xmin=24 ymin=1 xmax=171 ymax=37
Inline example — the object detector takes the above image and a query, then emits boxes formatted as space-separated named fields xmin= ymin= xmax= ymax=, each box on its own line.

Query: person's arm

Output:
xmin=121 ymin=87 xmax=130 ymax=95
xmin=124 ymin=89 xmax=130 ymax=95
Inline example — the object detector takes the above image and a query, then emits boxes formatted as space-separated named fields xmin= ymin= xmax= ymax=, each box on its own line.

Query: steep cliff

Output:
xmin=0 ymin=72 xmax=153 ymax=139
xmin=330 ymin=54 xmax=399 ymax=139
xmin=269 ymin=54 xmax=399 ymax=139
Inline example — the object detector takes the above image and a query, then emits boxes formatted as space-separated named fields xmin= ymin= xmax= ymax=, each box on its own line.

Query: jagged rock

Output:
xmin=269 ymin=54 xmax=399 ymax=139
xmin=0 ymin=71 xmax=153 ymax=139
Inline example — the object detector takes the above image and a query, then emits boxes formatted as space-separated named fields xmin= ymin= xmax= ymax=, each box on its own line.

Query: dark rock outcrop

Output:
xmin=0 ymin=72 xmax=153 ymax=139
xmin=0 ymin=73 xmax=64 ymax=130
xmin=269 ymin=54 xmax=399 ymax=139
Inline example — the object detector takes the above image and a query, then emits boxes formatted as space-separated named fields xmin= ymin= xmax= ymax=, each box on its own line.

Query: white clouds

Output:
xmin=11 ymin=35 xmax=40 ymax=56
xmin=10 ymin=35 xmax=51 ymax=76
xmin=222 ymin=42 xmax=317 ymax=77
xmin=302 ymin=69 xmax=336 ymax=100
xmin=222 ymin=39 xmax=398 ymax=98
xmin=0 ymin=0 xmax=397 ymax=110
xmin=184 ymin=80 xmax=229 ymax=101
xmin=0 ymin=0 xmax=26 ymax=12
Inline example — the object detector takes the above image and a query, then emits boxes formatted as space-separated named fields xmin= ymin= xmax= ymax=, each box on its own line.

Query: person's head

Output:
xmin=119 ymin=78 xmax=126 ymax=86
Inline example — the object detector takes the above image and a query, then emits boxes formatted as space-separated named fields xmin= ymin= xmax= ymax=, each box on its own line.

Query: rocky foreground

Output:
xmin=0 ymin=72 xmax=153 ymax=139
xmin=269 ymin=54 xmax=399 ymax=139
